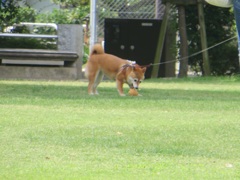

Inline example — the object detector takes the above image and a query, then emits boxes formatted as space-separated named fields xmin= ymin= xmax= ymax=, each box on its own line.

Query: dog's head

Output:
xmin=127 ymin=65 xmax=146 ymax=89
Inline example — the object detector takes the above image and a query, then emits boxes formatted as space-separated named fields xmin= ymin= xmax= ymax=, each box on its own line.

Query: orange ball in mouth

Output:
xmin=128 ymin=88 xmax=138 ymax=96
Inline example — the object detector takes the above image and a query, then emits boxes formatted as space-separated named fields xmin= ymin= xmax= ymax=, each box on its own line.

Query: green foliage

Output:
xmin=36 ymin=5 xmax=89 ymax=24
xmin=0 ymin=2 xmax=56 ymax=50
xmin=0 ymin=0 xmax=89 ymax=27
xmin=0 ymin=0 xmax=19 ymax=29
xmin=52 ymin=0 xmax=89 ymax=7
xmin=37 ymin=9 xmax=70 ymax=24
xmin=44 ymin=0 xmax=90 ymax=24
xmin=0 ymin=0 xmax=88 ymax=50
xmin=11 ymin=6 xmax=36 ymax=24
xmin=0 ymin=37 xmax=57 ymax=49
xmin=83 ymin=44 xmax=89 ymax=64
xmin=0 ymin=1 xmax=36 ymax=28
xmin=185 ymin=5 xmax=238 ymax=75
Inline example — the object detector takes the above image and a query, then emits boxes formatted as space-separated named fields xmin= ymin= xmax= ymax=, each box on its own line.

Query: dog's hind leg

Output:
xmin=92 ymin=70 xmax=104 ymax=94
xmin=86 ymin=63 xmax=102 ymax=95
xmin=87 ymin=78 xmax=95 ymax=95
xmin=87 ymin=69 xmax=97 ymax=95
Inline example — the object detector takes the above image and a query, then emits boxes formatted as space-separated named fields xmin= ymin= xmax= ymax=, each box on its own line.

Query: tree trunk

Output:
xmin=178 ymin=5 xmax=188 ymax=78
xmin=197 ymin=0 xmax=211 ymax=75
xmin=165 ymin=19 xmax=176 ymax=77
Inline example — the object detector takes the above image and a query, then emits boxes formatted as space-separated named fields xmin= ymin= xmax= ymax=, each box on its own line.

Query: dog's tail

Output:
xmin=85 ymin=44 xmax=104 ymax=78
xmin=90 ymin=44 xmax=104 ymax=56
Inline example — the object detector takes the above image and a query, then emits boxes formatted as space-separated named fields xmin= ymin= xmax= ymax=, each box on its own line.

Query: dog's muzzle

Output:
xmin=129 ymin=84 xmax=138 ymax=89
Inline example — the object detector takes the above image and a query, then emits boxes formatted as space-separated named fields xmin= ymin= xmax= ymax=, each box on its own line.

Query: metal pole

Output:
xmin=90 ymin=0 xmax=97 ymax=51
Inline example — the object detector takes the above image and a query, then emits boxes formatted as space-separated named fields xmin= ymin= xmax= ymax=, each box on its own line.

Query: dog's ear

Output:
xmin=141 ymin=67 xmax=147 ymax=73
xmin=132 ymin=65 xmax=139 ymax=71
xmin=133 ymin=65 xmax=147 ymax=73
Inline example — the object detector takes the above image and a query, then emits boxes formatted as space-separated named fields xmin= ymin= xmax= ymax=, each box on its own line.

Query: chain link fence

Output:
xmin=95 ymin=0 xmax=165 ymax=42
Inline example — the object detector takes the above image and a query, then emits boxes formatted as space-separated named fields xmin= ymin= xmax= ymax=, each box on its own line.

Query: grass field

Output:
xmin=0 ymin=77 xmax=240 ymax=179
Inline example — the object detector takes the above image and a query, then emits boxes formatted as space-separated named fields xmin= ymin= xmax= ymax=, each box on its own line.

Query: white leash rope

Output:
xmin=150 ymin=35 xmax=238 ymax=66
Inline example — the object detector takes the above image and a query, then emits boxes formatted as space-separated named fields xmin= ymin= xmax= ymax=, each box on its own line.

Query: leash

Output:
xmin=140 ymin=35 xmax=237 ymax=68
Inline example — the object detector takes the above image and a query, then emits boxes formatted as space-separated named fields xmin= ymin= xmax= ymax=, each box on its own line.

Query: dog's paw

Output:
xmin=119 ymin=94 xmax=126 ymax=97
xmin=89 ymin=92 xmax=99 ymax=95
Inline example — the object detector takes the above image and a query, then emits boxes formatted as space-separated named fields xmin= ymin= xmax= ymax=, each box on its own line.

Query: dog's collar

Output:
xmin=120 ymin=64 xmax=134 ymax=70
xmin=127 ymin=60 xmax=136 ymax=65
xmin=119 ymin=60 xmax=136 ymax=72
xmin=117 ymin=64 xmax=134 ymax=77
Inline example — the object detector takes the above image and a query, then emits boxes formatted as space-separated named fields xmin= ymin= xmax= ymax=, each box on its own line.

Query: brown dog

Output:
xmin=85 ymin=44 xmax=146 ymax=96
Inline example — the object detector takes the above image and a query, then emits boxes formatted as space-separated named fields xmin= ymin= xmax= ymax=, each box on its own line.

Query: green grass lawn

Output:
xmin=0 ymin=77 xmax=240 ymax=179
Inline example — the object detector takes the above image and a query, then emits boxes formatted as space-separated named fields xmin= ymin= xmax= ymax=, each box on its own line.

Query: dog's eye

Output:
xmin=134 ymin=79 xmax=138 ymax=82
xmin=139 ymin=80 xmax=142 ymax=83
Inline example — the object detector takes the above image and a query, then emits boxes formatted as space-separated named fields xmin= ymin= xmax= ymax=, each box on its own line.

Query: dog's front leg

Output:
xmin=116 ymin=80 xmax=125 ymax=96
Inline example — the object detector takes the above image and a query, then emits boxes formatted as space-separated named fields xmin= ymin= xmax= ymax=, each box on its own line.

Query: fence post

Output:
xmin=90 ymin=0 xmax=97 ymax=50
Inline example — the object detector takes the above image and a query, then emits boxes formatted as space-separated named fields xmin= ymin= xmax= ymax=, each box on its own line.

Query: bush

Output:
xmin=0 ymin=37 xmax=57 ymax=49
xmin=36 ymin=6 xmax=89 ymax=24
xmin=0 ymin=2 xmax=36 ymax=31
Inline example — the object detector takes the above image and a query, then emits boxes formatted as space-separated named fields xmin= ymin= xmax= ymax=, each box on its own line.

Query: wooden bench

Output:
xmin=0 ymin=24 xmax=83 ymax=80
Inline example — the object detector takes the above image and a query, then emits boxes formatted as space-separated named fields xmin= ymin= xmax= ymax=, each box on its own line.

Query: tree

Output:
xmin=0 ymin=0 xmax=36 ymax=32
xmin=178 ymin=5 xmax=188 ymax=77
xmin=0 ymin=0 xmax=19 ymax=31
xmin=52 ymin=0 xmax=89 ymax=8
xmin=36 ymin=0 xmax=90 ymax=24
xmin=185 ymin=4 xmax=238 ymax=75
